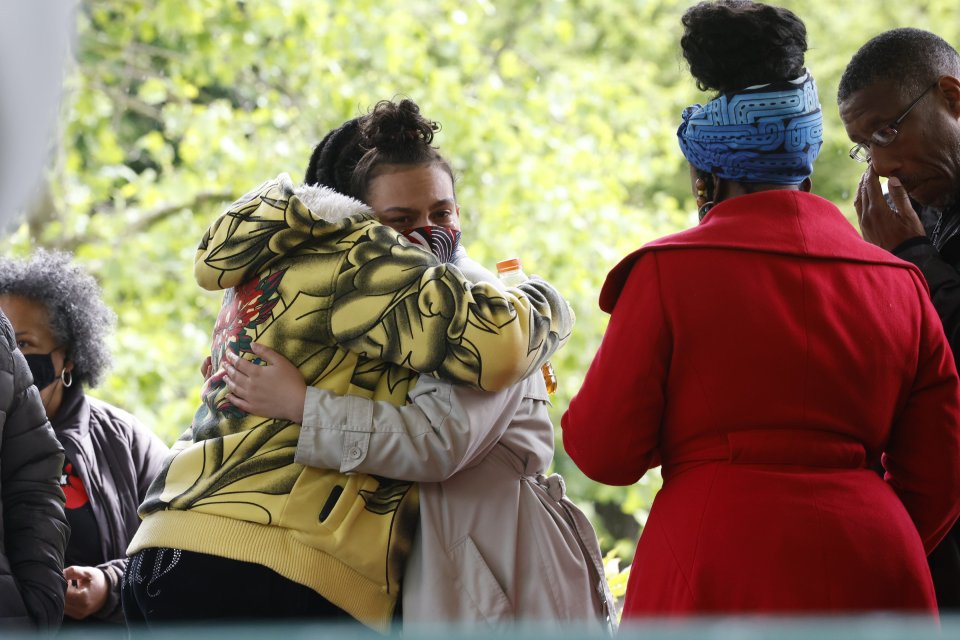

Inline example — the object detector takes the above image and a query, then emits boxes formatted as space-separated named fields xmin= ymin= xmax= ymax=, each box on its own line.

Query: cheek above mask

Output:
xmin=24 ymin=352 xmax=58 ymax=390
xmin=401 ymin=226 xmax=462 ymax=263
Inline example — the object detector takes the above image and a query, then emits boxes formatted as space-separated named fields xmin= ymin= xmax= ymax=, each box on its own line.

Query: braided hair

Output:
xmin=303 ymin=118 xmax=365 ymax=198
xmin=303 ymin=99 xmax=454 ymax=202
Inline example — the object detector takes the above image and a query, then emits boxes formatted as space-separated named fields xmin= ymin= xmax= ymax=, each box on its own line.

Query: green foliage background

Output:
xmin=4 ymin=0 xmax=958 ymax=562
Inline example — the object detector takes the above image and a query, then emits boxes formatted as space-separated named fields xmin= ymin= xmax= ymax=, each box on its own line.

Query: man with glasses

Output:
xmin=839 ymin=27 xmax=960 ymax=611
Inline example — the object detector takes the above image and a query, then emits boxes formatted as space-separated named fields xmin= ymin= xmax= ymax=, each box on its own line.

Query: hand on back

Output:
xmin=224 ymin=343 xmax=307 ymax=423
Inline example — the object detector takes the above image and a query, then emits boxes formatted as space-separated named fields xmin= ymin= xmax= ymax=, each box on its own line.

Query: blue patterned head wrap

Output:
xmin=677 ymin=72 xmax=823 ymax=185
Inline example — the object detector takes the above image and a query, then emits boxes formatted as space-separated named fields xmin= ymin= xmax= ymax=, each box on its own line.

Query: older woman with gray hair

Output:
xmin=0 ymin=249 xmax=168 ymax=625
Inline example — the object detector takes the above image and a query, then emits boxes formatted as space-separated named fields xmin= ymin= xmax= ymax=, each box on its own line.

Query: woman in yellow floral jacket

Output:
xmin=123 ymin=100 xmax=574 ymax=631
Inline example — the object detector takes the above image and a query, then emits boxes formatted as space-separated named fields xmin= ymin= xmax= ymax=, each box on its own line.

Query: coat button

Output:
xmin=348 ymin=446 xmax=362 ymax=459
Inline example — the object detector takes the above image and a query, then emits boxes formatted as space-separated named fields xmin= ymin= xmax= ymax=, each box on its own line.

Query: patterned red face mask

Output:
xmin=400 ymin=226 xmax=461 ymax=264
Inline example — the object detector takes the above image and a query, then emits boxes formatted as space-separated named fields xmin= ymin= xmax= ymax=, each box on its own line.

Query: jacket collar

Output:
xmin=290 ymin=175 xmax=372 ymax=223
xmin=601 ymin=190 xmax=913 ymax=313
xmin=50 ymin=381 xmax=90 ymax=439
xmin=919 ymin=199 xmax=960 ymax=254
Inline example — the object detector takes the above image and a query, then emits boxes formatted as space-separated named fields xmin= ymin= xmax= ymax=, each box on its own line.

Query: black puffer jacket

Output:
xmin=52 ymin=382 xmax=168 ymax=623
xmin=0 ymin=310 xmax=68 ymax=629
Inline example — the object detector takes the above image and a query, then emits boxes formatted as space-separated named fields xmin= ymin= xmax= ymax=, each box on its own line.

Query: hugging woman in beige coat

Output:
xmin=222 ymin=103 xmax=615 ymax=631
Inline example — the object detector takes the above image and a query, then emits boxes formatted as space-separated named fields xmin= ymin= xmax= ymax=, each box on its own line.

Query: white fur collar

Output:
xmin=283 ymin=174 xmax=372 ymax=223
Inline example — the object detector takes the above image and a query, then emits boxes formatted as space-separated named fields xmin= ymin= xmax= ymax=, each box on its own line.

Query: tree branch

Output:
xmin=52 ymin=190 xmax=234 ymax=253
xmin=126 ymin=190 xmax=235 ymax=235
xmin=90 ymin=80 xmax=165 ymax=123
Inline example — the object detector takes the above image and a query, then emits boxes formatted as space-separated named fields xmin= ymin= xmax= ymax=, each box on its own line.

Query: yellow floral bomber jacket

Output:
xmin=128 ymin=174 xmax=574 ymax=630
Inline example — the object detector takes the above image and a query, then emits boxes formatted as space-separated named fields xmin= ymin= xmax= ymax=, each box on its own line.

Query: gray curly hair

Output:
xmin=0 ymin=249 xmax=115 ymax=387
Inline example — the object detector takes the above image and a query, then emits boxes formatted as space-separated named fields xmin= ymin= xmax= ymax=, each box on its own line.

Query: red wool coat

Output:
xmin=562 ymin=190 xmax=960 ymax=616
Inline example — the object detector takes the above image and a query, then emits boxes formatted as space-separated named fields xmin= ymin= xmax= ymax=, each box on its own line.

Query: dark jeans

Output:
xmin=122 ymin=547 xmax=356 ymax=626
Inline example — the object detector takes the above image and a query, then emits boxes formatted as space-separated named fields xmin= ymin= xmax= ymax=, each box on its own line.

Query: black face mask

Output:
xmin=24 ymin=352 xmax=58 ymax=390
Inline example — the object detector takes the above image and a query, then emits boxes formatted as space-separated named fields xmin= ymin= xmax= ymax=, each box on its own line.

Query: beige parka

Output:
xmin=295 ymin=252 xmax=616 ymax=632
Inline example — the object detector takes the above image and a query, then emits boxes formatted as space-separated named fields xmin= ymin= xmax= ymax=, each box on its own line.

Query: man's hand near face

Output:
xmin=855 ymin=164 xmax=927 ymax=250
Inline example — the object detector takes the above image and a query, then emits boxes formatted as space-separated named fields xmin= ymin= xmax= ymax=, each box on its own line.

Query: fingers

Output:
xmin=224 ymin=352 xmax=251 ymax=382
xmin=224 ymin=348 xmax=294 ymax=406
xmin=223 ymin=367 xmax=249 ymax=397
xmin=223 ymin=353 xmax=250 ymax=397
xmin=854 ymin=171 xmax=867 ymax=222
xmin=226 ymin=393 xmax=254 ymax=414
xmin=250 ymin=342 xmax=281 ymax=365
xmin=852 ymin=166 xmax=926 ymax=249
xmin=861 ymin=165 xmax=888 ymax=210
xmin=63 ymin=565 xmax=91 ymax=618
xmin=855 ymin=165 xmax=892 ymax=232
xmin=64 ymin=565 xmax=85 ymax=592
xmin=64 ymin=565 xmax=95 ymax=582
xmin=226 ymin=349 xmax=261 ymax=376
xmin=887 ymin=176 xmax=914 ymax=216
xmin=222 ymin=350 xmax=267 ymax=402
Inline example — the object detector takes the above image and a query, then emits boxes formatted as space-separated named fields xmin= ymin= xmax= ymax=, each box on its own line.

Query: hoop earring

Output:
xmin=698 ymin=201 xmax=714 ymax=220
xmin=61 ymin=369 xmax=73 ymax=388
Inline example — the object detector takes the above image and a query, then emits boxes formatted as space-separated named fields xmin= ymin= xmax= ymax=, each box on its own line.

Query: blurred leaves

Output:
xmin=3 ymin=0 xmax=958 ymax=561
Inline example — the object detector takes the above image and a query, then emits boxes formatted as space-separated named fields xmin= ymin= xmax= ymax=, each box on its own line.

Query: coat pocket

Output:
xmin=449 ymin=535 xmax=511 ymax=624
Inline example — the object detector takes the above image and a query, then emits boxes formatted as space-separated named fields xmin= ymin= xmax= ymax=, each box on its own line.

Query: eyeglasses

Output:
xmin=848 ymin=80 xmax=939 ymax=163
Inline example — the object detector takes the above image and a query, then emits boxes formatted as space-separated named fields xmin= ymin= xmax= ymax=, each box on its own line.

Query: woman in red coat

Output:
xmin=562 ymin=0 xmax=960 ymax=617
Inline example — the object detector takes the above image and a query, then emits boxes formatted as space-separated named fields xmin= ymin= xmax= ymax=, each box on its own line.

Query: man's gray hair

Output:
xmin=838 ymin=28 xmax=960 ymax=103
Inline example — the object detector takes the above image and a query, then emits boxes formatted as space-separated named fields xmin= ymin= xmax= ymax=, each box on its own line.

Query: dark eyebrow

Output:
xmin=381 ymin=198 xmax=456 ymax=215
xmin=380 ymin=206 xmax=418 ymax=215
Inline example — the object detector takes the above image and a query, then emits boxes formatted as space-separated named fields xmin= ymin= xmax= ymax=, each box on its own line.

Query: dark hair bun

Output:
xmin=681 ymin=0 xmax=807 ymax=93
xmin=304 ymin=97 xmax=453 ymax=202
xmin=360 ymin=99 xmax=439 ymax=152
